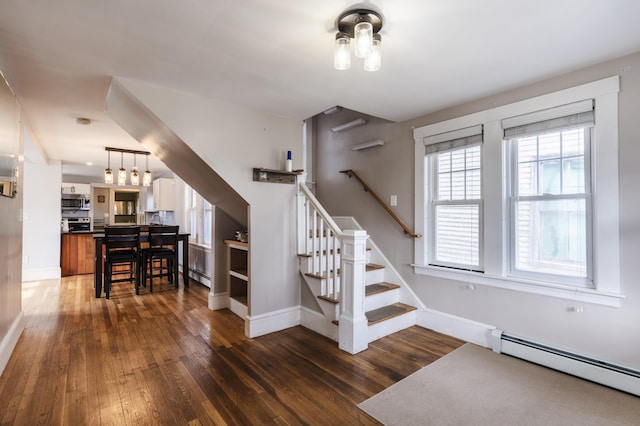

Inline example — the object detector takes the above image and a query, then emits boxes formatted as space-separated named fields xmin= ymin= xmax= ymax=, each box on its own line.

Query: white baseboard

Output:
xmin=417 ymin=308 xmax=495 ymax=348
xmin=300 ymin=306 xmax=338 ymax=342
xmin=209 ymin=292 xmax=229 ymax=310
xmin=245 ymin=306 xmax=300 ymax=338
xmin=0 ymin=311 xmax=25 ymax=377
xmin=22 ymin=267 xmax=61 ymax=282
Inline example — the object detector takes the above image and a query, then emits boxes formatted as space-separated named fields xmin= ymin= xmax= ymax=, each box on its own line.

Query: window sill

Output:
xmin=412 ymin=264 xmax=624 ymax=308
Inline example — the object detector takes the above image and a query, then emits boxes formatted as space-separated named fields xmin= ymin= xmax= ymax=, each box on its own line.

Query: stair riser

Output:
xmin=367 ymin=310 xmax=416 ymax=343
xmin=365 ymin=268 xmax=385 ymax=285
xmin=365 ymin=288 xmax=400 ymax=312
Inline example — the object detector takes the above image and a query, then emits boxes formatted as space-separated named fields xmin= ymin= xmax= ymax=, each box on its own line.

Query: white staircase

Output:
xmin=297 ymin=183 xmax=418 ymax=353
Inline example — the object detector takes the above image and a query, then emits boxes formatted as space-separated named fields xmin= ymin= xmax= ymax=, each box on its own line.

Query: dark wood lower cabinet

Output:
xmin=60 ymin=233 xmax=95 ymax=276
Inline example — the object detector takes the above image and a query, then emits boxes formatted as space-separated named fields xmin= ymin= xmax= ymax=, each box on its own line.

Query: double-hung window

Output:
xmin=184 ymin=184 xmax=212 ymax=246
xmin=426 ymin=126 xmax=483 ymax=271
xmin=504 ymin=100 xmax=593 ymax=286
xmin=413 ymin=76 xmax=621 ymax=306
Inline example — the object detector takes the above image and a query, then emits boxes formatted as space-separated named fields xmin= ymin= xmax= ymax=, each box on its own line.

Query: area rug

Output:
xmin=358 ymin=343 xmax=640 ymax=425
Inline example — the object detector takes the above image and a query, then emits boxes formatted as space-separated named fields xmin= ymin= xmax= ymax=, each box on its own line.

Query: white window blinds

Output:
xmin=424 ymin=125 xmax=483 ymax=154
xmin=503 ymin=99 xmax=594 ymax=139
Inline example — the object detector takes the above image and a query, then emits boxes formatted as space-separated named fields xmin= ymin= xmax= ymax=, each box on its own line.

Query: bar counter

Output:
xmin=93 ymin=230 xmax=190 ymax=298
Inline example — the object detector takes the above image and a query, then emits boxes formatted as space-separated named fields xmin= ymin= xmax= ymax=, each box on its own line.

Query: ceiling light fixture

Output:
xmin=334 ymin=8 xmax=383 ymax=72
xmin=76 ymin=117 xmax=92 ymax=125
xmin=105 ymin=147 xmax=151 ymax=186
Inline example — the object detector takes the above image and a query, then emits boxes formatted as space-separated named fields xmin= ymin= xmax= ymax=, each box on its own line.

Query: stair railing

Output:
xmin=297 ymin=183 xmax=343 ymax=301
xmin=297 ymin=182 xmax=370 ymax=354
xmin=339 ymin=169 xmax=422 ymax=238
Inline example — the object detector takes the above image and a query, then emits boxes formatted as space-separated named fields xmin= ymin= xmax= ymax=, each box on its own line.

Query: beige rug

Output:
xmin=358 ymin=343 xmax=640 ymax=425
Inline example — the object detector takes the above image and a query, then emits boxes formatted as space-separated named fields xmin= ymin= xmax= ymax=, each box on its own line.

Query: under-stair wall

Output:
xmin=106 ymin=77 xmax=305 ymax=337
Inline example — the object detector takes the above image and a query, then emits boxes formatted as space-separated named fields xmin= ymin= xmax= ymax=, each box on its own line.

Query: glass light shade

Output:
xmin=143 ymin=170 xmax=152 ymax=187
xmin=364 ymin=35 xmax=381 ymax=72
xmin=334 ymin=34 xmax=351 ymax=70
xmin=354 ymin=20 xmax=373 ymax=58
xmin=130 ymin=168 xmax=139 ymax=186
xmin=118 ymin=167 xmax=127 ymax=186
xmin=104 ymin=168 xmax=113 ymax=184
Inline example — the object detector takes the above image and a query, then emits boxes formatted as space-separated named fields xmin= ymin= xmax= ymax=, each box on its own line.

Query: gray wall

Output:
xmin=314 ymin=51 xmax=640 ymax=370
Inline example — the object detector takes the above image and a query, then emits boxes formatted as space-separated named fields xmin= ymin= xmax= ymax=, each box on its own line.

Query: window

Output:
xmin=426 ymin=128 xmax=483 ymax=270
xmin=413 ymin=76 xmax=621 ymax=306
xmin=505 ymin=101 xmax=593 ymax=285
xmin=184 ymin=184 xmax=212 ymax=246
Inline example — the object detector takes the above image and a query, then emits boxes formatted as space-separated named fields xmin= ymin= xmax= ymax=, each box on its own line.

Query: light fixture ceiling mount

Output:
xmin=334 ymin=8 xmax=383 ymax=72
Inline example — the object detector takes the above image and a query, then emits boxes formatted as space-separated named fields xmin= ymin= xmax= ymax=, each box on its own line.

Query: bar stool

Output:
xmin=103 ymin=226 xmax=141 ymax=299
xmin=141 ymin=225 xmax=179 ymax=292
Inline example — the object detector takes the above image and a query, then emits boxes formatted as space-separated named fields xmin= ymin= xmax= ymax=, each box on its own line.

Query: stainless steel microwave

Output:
xmin=61 ymin=194 xmax=90 ymax=210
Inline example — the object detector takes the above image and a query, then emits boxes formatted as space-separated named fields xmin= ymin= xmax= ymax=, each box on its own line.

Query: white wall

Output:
xmin=22 ymin=127 xmax=62 ymax=281
xmin=314 ymin=51 xmax=640 ymax=370
xmin=117 ymin=78 xmax=303 ymax=319
xmin=0 ymin=120 xmax=24 ymax=376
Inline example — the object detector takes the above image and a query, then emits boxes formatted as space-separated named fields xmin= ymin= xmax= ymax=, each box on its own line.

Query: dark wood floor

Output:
xmin=0 ymin=274 xmax=464 ymax=425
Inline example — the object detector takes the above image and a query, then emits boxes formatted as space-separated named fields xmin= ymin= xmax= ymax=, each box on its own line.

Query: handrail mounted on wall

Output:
xmin=340 ymin=169 xmax=422 ymax=238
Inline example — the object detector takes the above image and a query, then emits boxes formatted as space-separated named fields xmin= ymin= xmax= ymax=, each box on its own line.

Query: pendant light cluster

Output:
xmin=334 ymin=8 xmax=383 ymax=72
xmin=104 ymin=147 xmax=152 ymax=186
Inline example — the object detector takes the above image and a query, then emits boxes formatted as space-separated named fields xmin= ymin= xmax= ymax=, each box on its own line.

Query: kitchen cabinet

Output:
xmin=225 ymin=239 xmax=248 ymax=317
xmin=152 ymin=178 xmax=175 ymax=211
xmin=61 ymin=233 xmax=95 ymax=276
xmin=62 ymin=182 xmax=91 ymax=195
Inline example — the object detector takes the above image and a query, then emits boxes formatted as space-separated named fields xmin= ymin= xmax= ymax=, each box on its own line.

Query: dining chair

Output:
xmin=141 ymin=225 xmax=179 ymax=292
xmin=103 ymin=226 xmax=141 ymax=299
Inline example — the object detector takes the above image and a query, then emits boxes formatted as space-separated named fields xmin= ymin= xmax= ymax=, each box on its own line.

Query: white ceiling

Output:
xmin=1 ymin=0 xmax=640 ymax=179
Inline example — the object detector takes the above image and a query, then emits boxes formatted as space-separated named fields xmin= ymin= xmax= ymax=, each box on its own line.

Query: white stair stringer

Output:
xmin=333 ymin=216 xmax=427 ymax=311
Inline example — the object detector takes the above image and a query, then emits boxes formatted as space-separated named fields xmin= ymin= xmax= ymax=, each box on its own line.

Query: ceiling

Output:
xmin=1 ymin=0 xmax=640 ymax=180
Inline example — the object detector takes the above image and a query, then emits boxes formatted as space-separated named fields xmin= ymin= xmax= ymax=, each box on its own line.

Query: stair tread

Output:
xmin=366 ymin=302 xmax=416 ymax=325
xmin=318 ymin=294 xmax=339 ymax=304
xmin=366 ymin=263 xmax=385 ymax=271
xmin=365 ymin=282 xmax=400 ymax=296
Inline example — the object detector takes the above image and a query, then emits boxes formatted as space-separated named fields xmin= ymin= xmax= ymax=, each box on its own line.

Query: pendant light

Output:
xmin=118 ymin=152 xmax=126 ymax=186
xmin=130 ymin=153 xmax=140 ymax=186
xmin=143 ymin=154 xmax=152 ymax=186
xmin=104 ymin=150 xmax=113 ymax=184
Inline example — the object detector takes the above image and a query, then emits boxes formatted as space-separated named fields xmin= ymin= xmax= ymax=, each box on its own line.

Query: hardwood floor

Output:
xmin=0 ymin=275 xmax=464 ymax=425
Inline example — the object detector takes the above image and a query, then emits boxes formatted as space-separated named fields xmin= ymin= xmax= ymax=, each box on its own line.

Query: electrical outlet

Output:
xmin=390 ymin=195 xmax=397 ymax=206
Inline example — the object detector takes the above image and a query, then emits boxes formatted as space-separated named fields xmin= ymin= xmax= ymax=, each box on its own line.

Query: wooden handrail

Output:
xmin=340 ymin=170 xmax=422 ymax=238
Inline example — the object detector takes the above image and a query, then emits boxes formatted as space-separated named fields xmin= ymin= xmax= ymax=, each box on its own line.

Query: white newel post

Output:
xmin=296 ymin=181 xmax=307 ymax=255
xmin=339 ymin=230 xmax=369 ymax=354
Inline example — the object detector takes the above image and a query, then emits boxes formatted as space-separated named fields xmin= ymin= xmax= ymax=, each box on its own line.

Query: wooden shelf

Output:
xmin=253 ymin=168 xmax=303 ymax=184
xmin=225 ymin=239 xmax=249 ymax=318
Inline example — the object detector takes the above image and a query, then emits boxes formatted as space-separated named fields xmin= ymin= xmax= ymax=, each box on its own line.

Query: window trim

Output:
xmin=413 ymin=76 xmax=622 ymax=307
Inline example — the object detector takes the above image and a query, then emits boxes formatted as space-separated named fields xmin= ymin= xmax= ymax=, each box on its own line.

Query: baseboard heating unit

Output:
xmin=491 ymin=329 xmax=640 ymax=397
